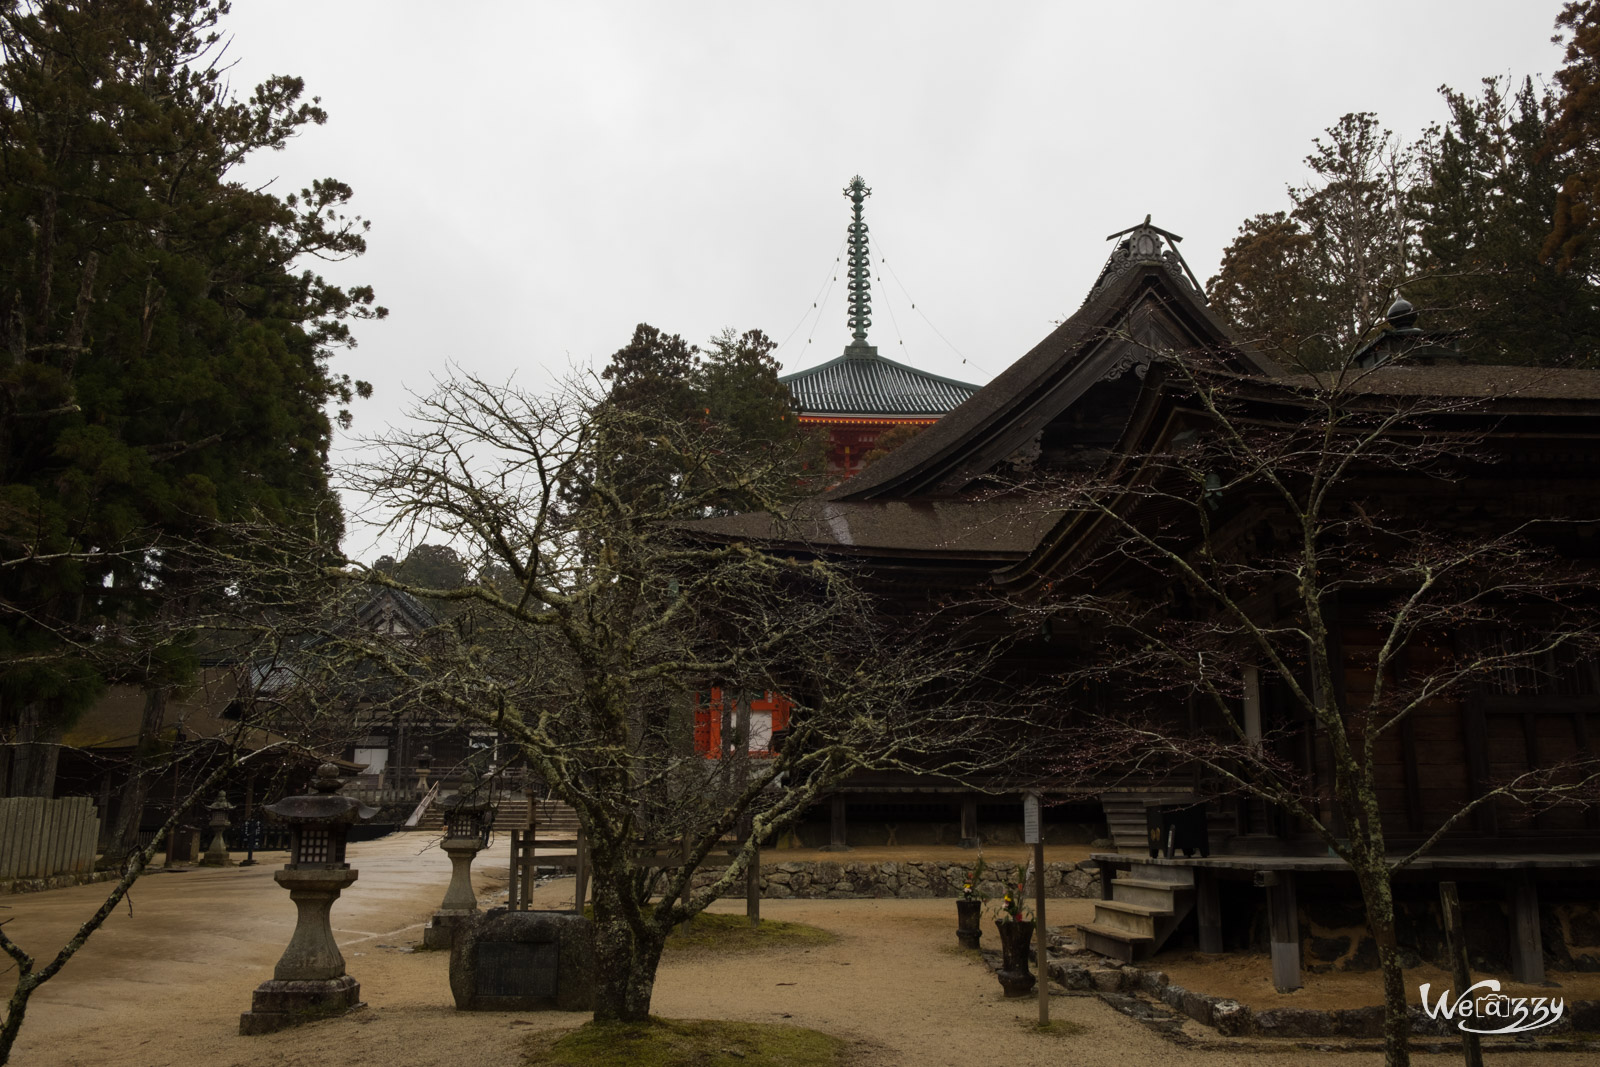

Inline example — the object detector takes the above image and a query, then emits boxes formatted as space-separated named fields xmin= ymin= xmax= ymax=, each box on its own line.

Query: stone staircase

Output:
xmin=1077 ymin=861 xmax=1195 ymax=963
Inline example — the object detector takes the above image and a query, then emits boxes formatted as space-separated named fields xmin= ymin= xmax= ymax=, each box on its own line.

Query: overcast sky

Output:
xmin=220 ymin=0 xmax=1572 ymax=557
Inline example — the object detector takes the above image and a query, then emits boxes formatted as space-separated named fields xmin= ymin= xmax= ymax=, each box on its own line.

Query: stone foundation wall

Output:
xmin=692 ymin=858 xmax=1101 ymax=899
xmin=1 ymin=869 xmax=120 ymax=895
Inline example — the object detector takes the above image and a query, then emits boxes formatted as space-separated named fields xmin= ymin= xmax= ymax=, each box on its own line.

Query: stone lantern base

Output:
xmin=238 ymin=975 xmax=363 ymax=1034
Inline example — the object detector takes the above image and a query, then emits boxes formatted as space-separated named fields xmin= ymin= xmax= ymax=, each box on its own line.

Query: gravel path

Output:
xmin=3 ymin=834 xmax=1591 ymax=1066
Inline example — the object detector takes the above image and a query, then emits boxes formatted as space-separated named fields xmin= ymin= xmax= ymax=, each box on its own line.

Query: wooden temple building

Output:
xmin=777 ymin=177 xmax=979 ymax=480
xmin=694 ymin=217 xmax=1600 ymax=982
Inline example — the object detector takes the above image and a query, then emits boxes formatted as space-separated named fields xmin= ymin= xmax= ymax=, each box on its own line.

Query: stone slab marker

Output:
xmin=449 ymin=909 xmax=596 ymax=1012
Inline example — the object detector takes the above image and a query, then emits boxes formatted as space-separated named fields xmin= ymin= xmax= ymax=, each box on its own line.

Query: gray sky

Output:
xmin=221 ymin=0 xmax=1571 ymax=556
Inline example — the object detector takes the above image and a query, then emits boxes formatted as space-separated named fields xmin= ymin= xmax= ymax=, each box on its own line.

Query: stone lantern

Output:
xmin=414 ymin=745 xmax=433 ymax=791
xmin=422 ymin=769 xmax=495 ymax=950
xmin=200 ymin=789 xmax=235 ymax=866
xmin=239 ymin=763 xmax=375 ymax=1035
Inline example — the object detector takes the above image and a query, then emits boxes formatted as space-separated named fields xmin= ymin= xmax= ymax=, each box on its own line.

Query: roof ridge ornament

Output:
xmin=843 ymin=175 xmax=878 ymax=359
xmin=1084 ymin=215 xmax=1205 ymax=306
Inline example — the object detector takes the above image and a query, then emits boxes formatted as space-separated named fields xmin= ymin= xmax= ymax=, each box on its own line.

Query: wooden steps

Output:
xmin=1098 ymin=792 xmax=1193 ymax=854
xmin=1077 ymin=861 xmax=1195 ymax=964
xmin=408 ymin=793 xmax=577 ymax=836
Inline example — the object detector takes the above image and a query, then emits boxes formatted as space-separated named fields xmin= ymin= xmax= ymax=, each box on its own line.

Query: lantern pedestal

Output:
xmin=273 ymin=867 xmax=361 ymax=979
xmin=424 ymin=837 xmax=485 ymax=950
xmin=239 ymin=976 xmax=362 ymax=1035
xmin=200 ymin=843 xmax=234 ymax=866
xmin=240 ymin=866 xmax=365 ymax=1033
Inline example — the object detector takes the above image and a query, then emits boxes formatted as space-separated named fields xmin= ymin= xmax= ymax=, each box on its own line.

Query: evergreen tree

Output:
xmin=0 ymin=0 xmax=382 ymax=794
xmin=1412 ymin=77 xmax=1600 ymax=364
xmin=1546 ymin=0 xmax=1600 ymax=274
xmin=599 ymin=323 xmax=822 ymax=513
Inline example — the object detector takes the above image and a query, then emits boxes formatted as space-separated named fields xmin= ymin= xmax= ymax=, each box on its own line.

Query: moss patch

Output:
xmin=938 ymin=943 xmax=984 ymax=960
xmin=523 ymin=1017 xmax=846 ymax=1066
xmin=1021 ymin=1018 xmax=1087 ymax=1038
xmin=664 ymin=912 xmax=836 ymax=955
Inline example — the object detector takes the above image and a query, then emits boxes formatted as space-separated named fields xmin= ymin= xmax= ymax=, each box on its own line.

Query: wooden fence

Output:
xmin=0 ymin=796 xmax=100 ymax=880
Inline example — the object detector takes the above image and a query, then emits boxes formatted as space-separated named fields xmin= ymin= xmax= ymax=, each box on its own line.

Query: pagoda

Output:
xmin=779 ymin=176 xmax=980 ymax=479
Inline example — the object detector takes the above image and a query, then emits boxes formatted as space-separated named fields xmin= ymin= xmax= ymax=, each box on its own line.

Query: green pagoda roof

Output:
xmin=779 ymin=175 xmax=979 ymax=418
xmin=779 ymin=344 xmax=980 ymax=417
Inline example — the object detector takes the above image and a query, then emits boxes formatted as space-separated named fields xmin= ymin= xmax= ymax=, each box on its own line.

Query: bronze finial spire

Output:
xmin=844 ymin=176 xmax=875 ymax=356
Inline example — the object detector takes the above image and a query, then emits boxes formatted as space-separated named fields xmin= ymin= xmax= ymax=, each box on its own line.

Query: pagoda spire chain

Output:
xmin=844 ymin=175 xmax=873 ymax=349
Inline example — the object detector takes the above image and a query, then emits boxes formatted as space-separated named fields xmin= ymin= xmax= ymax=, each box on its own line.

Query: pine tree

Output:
xmin=598 ymin=323 xmax=822 ymax=513
xmin=1413 ymin=77 xmax=1600 ymax=364
xmin=0 ymin=0 xmax=382 ymax=794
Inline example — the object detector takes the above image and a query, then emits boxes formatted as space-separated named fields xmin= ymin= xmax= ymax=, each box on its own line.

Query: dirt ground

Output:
xmin=2 ymin=834 xmax=1593 ymax=1067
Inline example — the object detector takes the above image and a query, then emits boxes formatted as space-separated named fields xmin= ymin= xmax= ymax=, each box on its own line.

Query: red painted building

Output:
xmin=694 ymin=688 xmax=793 ymax=758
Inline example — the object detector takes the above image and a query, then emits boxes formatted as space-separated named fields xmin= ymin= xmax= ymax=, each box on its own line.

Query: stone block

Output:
xmin=239 ymin=975 xmax=362 ymax=1035
xmin=1057 ymin=962 xmax=1093 ymax=990
xmin=1160 ymin=982 xmax=1187 ymax=1010
xmin=1211 ymin=999 xmax=1253 ymax=1036
xmin=449 ymin=910 xmax=595 ymax=1012
xmin=1254 ymin=1007 xmax=1336 ymax=1038
xmin=1334 ymin=1005 xmax=1385 ymax=1037
xmin=1568 ymin=999 xmax=1600 ymax=1031
xmin=423 ymin=910 xmax=474 ymax=951
xmin=1180 ymin=990 xmax=1214 ymax=1027
xmin=1090 ymin=968 xmax=1123 ymax=992
xmin=1139 ymin=969 xmax=1169 ymax=996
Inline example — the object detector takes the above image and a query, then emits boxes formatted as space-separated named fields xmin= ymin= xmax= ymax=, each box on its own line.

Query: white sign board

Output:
xmin=1023 ymin=792 xmax=1041 ymax=844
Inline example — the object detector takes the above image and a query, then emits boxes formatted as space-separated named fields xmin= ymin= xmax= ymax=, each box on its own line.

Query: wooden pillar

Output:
xmin=1507 ymin=872 xmax=1545 ymax=984
xmin=1439 ymin=881 xmax=1484 ymax=1067
xmin=824 ymin=795 xmax=849 ymax=851
xmin=747 ymin=843 xmax=761 ymax=928
xmin=1266 ymin=872 xmax=1301 ymax=992
xmin=1196 ymin=868 xmax=1223 ymax=954
xmin=573 ymin=830 xmax=589 ymax=913
xmin=958 ymin=796 xmax=979 ymax=849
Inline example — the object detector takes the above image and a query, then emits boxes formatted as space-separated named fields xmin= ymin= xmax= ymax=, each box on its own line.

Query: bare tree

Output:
xmin=0 ymin=725 xmax=290 ymax=1065
xmin=300 ymin=372 xmax=1016 ymax=1022
xmin=1009 ymin=336 xmax=1600 ymax=1067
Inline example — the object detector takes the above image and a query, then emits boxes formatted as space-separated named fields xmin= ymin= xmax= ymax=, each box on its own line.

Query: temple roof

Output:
xmin=779 ymin=345 xmax=981 ymax=417
xmin=695 ymin=217 xmax=1600 ymax=564
xmin=686 ymin=497 xmax=1051 ymax=557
